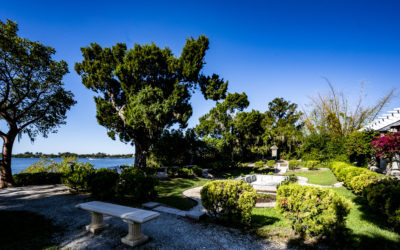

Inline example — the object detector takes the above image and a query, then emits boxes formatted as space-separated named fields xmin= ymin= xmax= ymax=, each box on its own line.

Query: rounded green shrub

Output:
xmin=192 ymin=166 xmax=203 ymax=177
xmin=89 ymin=168 xmax=119 ymax=200
xmin=254 ymin=161 xmax=265 ymax=168
xmin=276 ymin=184 xmax=352 ymax=238
xmin=288 ymin=160 xmax=300 ymax=170
xmin=201 ymin=180 xmax=257 ymax=225
xmin=305 ymin=160 xmax=319 ymax=170
xmin=363 ymin=178 xmax=400 ymax=231
xmin=116 ymin=167 xmax=158 ymax=202
xmin=60 ymin=162 xmax=95 ymax=191
xmin=177 ymin=167 xmax=193 ymax=178
xmin=266 ymin=160 xmax=275 ymax=167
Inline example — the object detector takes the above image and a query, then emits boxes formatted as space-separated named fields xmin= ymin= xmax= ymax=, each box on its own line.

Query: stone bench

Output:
xmin=76 ymin=201 xmax=160 ymax=247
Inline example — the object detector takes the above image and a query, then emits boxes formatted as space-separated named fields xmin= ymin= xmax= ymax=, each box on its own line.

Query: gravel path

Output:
xmin=0 ymin=185 xmax=280 ymax=249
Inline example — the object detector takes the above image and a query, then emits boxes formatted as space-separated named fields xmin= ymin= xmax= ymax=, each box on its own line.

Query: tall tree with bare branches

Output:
xmin=303 ymin=79 xmax=395 ymax=137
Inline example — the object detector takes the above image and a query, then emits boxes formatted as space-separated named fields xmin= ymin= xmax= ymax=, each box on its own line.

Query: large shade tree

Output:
xmin=75 ymin=36 xmax=228 ymax=169
xmin=263 ymin=97 xmax=303 ymax=157
xmin=0 ymin=20 xmax=76 ymax=187
xmin=195 ymin=92 xmax=249 ymax=161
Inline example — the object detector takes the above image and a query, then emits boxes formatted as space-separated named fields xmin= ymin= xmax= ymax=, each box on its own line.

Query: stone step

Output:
xmin=153 ymin=205 xmax=186 ymax=217
xmin=142 ymin=202 xmax=161 ymax=209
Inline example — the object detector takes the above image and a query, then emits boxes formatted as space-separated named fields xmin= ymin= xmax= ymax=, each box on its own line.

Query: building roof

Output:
xmin=360 ymin=108 xmax=400 ymax=132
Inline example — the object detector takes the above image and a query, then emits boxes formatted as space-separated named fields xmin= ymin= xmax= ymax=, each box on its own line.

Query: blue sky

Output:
xmin=1 ymin=0 xmax=400 ymax=154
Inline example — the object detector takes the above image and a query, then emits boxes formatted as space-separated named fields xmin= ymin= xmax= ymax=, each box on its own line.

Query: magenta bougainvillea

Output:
xmin=371 ymin=132 xmax=400 ymax=159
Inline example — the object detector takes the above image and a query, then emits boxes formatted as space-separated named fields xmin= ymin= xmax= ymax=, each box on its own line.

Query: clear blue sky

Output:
xmin=1 ymin=0 xmax=399 ymax=154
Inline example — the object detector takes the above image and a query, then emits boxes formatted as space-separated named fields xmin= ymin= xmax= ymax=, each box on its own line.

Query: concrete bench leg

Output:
xmin=86 ymin=212 xmax=108 ymax=234
xmin=121 ymin=221 xmax=148 ymax=247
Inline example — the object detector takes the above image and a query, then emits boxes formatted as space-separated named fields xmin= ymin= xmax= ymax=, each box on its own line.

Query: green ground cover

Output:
xmin=286 ymin=168 xmax=338 ymax=185
xmin=155 ymin=177 xmax=209 ymax=210
xmin=0 ymin=210 xmax=60 ymax=249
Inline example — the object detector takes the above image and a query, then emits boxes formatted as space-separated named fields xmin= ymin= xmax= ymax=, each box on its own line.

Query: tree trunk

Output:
xmin=134 ymin=142 xmax=148 ymax=169
xmin=0 ymin=135 xmax=16 ymax=188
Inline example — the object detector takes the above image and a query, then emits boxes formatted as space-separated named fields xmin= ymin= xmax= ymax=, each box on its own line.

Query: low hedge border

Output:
xmin=330 ymin=161 xmax=400 ymax=232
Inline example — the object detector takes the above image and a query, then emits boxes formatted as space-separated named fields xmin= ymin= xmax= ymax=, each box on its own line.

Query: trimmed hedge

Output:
xmin=201 ymin=180 xmax=257 ymax=225
xmin=116 ymin=167 xmax=158 ymax=203
xmin=276 ymin=184 xmax=352 ymax=238
xmin=14 ymin=172 xmax=62 ymax=186
xmin=330 ymin=161 xmax=379 ymax=194
xmin=89 ymin=168 xmax=119 ymax=200
xmin=330 ymin=161 xmax=400 ymax=231
xmin=363 ymin=179 xmax=400 ymax=231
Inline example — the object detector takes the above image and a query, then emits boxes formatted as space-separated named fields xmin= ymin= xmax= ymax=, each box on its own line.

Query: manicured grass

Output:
xmin=0 ymin=210 xmax=60 ymax=250
xmin=286 ymin=168 xmax=338 ymax=185
xmin=329 ymin=187 xmax=400 ymax=249
xmin=155 ymin=177 xmax=209 ymax=210
xmin=251 ymin=207 xmax=295 ymax=240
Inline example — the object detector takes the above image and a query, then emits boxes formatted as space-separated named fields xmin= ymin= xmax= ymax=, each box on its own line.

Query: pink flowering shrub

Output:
xmin=371 ymin=132 xmax=400 ymax=159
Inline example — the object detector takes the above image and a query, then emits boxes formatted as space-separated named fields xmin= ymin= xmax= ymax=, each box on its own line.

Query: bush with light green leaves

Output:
xmin=254 ymin=160 xmax=265 ymax=168
xmin=305 ymin=160 xmax=319 ymax=170
xmin=288 ymin=160 xmax=300 ymax=170
xmin=276 ymin=184 xmax=352 ymax=238
xmin=266 ymin=160 xmax=275 ymax=167
xmin=330 ymin=161 xmax=379 ymax=193
xmin=201 ymin=180 xmax=257 ymax=225
xmin=60 ymin=162 xmax=95 ymax=191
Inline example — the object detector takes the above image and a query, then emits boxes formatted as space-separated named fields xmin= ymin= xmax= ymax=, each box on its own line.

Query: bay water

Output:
xmin=11 ymin=157 xmax=135 ymax=174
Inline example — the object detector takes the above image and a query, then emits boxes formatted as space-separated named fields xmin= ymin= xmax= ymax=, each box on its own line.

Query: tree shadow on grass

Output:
xmin=251 ymin=214 xmax=280 ymax=228
xmin=0 ymin=210 xmax=61 ymax=250
xmin=154 ymin=178 xmax=205 ymax=210
xmin=352 ymin=195 xmax=395 ymax=231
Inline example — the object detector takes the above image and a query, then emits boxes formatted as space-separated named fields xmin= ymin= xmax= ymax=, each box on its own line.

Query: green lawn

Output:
xmin=250 ymin=186 xmax=400 ymax=248
xmin=329 ymin=187 xmax=400 ymax=249
xmin=0 ymin=210 xmax=60 ymax=249
xmin=286 ymin=168 xmax=338 ymax=185
xmin=155 ymin=177 xmax=209 ymax=210
xmin=251 ymin=207 xmax=295 ymax=241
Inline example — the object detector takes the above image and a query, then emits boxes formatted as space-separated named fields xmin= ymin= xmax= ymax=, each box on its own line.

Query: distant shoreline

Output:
xmin=8 ymin=153 xmax=134 ymax=159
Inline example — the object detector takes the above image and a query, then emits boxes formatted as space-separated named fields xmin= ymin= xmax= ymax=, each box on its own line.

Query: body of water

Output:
xmin=11 ymin=158 xmax=135 ymax=174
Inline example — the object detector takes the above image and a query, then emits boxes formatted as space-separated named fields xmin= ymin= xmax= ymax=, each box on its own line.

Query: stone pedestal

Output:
xmin=86 ymin=212 xmax=108 ymax=234
xmin=121 ymin=220 xmax=149 ymax=247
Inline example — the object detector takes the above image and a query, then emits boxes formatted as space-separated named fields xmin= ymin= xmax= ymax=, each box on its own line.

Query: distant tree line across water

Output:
xmin=7 ymin=152 xmax=134 ymax=159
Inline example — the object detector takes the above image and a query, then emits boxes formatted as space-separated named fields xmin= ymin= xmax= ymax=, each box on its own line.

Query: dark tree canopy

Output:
xmin=75 ymin=36 xmax=228 ymax=168
xmin=196 ymin=92 xmax=250 ymax=161
xmin=0 ymin=20 xmax=76 ymax=187
xmin=263 ymin=97 xmax=303 ymax=157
